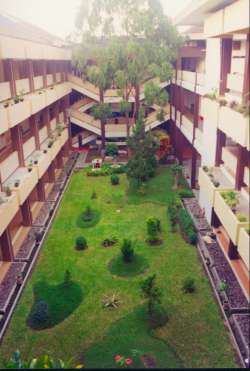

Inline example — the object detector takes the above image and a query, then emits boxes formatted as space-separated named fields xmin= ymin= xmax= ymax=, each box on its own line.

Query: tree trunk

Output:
xmin=99 ymin=88 xmax=105 ymax=149
xmin=135 ymin=84 xmax=140 ymax=119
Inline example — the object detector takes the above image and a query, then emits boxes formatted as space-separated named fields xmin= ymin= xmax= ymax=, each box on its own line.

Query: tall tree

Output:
xmin=127 ymin=108 xmax=159 ymax=187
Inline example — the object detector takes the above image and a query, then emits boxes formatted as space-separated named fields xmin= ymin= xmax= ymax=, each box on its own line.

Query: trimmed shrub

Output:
xmin=91 ymin=191 xmax=97 ymax=199
xmin=178 ymin=208 xmax=197 ymax=245
xmin=147 ymin=217 xmax=161 ymax=242
xmin=121 ymin=239 xmax=134 ymax=263
xmin=105 ymin=143 xmax=119 ymax=157
xmin=102 ymin=236 xmax=118 ymax=247
xmin=29 ymin=301 xmax=49 ymax=327
xmin=167 ymin=204 xmax=178 ymax=231
xmin=179 ymin=189 xmax=194 ymax=199
xmin=237 ymin=214 xmax=247 ymax=222
xmin=182 ymin=277 xmax=196 ymax=293
xmin=75 ymin=236 xmax=87 ymax=250
xmin=111 ymin=174 xmax=120 ymax=185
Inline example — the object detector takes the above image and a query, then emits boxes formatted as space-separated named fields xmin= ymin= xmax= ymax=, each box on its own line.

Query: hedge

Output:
xmin=178 ymin=208 xmax=197 ymax=245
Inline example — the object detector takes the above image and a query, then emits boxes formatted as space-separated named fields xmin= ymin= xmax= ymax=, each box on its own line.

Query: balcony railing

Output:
xmin=25 ymin=150 xmax=51 ymax=179
xmin=227 ymin=73 xmax=244 ymax=93
xmin=221 ymin=147 xmax=238 ymax=176
xmin=15 ymin=78 xmax=30 ymax=94
xmin=0 ymin=81 xmax=11 ymax=102
xmin=238 ymin=227 xmax=249 ymax=269
xmin=34 ymin=76 xmax=44 ymax=91
xmin=46 ymin=74 xmax=54 ymax=86
xmin=0 ymin=106 xmax=9 ymax=135
xmin=29 ymin=91 xmax=46 ymax=115
xmin=8 ymin=100 xmax=30 ymax=128
xmin=0 ymin=192 xmax=19 ymax=236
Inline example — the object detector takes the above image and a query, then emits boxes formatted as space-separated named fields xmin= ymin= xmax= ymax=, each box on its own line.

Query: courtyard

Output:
xmin=0 ymin=166 xmax=237 ymax=368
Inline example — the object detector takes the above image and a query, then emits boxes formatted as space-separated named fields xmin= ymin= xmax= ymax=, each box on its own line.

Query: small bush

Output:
xmin=202 ymin=166 xmax=209 ymax=172
xmin=75 ymin=236 xmax=87 ymax=250
xmin=237 ymin=214 xmax=247 ymax=222
xmin=168 ymin=204 xmax=178 ymax=231
xmin=148 ymin=304 xmax=169 ymax=329
xmin=182 ymin=277 xmax=196 ymax=293
xmin=179 ymin=189 xmax=194 ymax=198
xmin=111 ymin=164 xmax=127 ymax=174
xmin=178 ymin=208 xmax=197 ymax=245
xmin=245 ymin=224 xmax=250 ymax=235
xmin=29 ymin=301 xmax=49 ymax=327
xmin=111 ymin=174 xmax=120 ymax=185
xmin=105 ymin=143 xmax=119 ymax=157
xmin=147 ymin=217 xmax=161 ymax=242
xmin=121 ymin=239 xmax=134 ymax=263
xmin=102 ymin=236 xmax=118 ymax=247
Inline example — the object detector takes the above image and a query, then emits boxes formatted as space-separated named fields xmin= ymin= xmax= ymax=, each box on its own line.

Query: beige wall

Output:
xmin=205 ymin=39 xmax=221 ymax=93
xmin=0 ymin=151 xmax=19 ymax=182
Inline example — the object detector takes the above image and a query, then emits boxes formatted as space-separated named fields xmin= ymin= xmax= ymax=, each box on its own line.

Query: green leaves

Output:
xmin=91 ymin=103 xmax=112 ymax=121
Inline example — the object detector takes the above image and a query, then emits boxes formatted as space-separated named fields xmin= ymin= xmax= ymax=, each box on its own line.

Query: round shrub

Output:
xmin=75 ymin=236 xmax=87 ymax=250
xmin=146 ymin=217 xmax=161 ymax=244
xmin=111 ymin=175 xmax=120 ymax=185
xmin=82 ymin=206 xmax=94 ymax=222
xmin=121 ymin=239 xmax=134 ymax=263
xmin=105 ymin=143 xmax=119 ymax=157
xmin=182 ymin=277 xmax=196 ymax=293
xmin=28 ymin=300 xmax=49 ymax=328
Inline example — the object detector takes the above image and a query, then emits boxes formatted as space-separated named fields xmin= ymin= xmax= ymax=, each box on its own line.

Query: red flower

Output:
xmin=115 ymin=355 xmax=122 ymax=363
xmin=125 ymin=358 xmax=133 ymax=366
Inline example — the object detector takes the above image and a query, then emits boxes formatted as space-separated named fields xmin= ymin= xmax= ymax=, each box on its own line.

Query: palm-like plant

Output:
xmin=171 ymin=164 xmax=183 ymax=189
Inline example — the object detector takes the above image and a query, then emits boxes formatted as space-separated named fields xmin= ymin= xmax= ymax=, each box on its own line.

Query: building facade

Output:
xmin=0 ymin=15 xmax=72 ymax=277
xmin=171 ymin=0 xmax=249 ymax=293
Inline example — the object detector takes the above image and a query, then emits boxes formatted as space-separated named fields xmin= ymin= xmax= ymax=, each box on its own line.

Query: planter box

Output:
xmin=36 ymin=151 xmax=51 ymax=179
xmin=0 ymin=106 xmax=9 ymax=135
xmin=238 ymin=228 xmax=249 ymax=269
xmin=8 ymin=100 xmax=30 ymax=128
xmin=0 ymin=193 xmax=19 ymax=236
xmin=218 ymin=106 xmax=249 ymax=148
xmin=214 ymin=191 xmax=248 ymax=245
xmin=50 ymin=138 xmax=61 ymax=161
xmin=13 ymin=169 xmax=38 ymax=205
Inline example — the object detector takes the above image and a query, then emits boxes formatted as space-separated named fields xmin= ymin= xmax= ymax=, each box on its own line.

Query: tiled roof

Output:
xmin=0 ymin=12 xmax=66 ymax=47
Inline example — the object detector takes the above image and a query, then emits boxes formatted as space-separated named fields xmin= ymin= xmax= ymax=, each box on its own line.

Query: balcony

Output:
xmin=55 ymin=83 xmax=71 ymax=99
xmin=15 ymin=78 xmax=30 ymax=94
xmin=59 ymin=128 xmax=69 ymax=147
xmin=243 ymin=167 xmax=249 ymax=187
xmin=8 ymin=100 xmax=30 ymax=128
xmin=200 ymin=97 xmax=219 ymax=125
xmin=46 ymin=87 xmax=58 ymax=106
xmin=218 ymin=106 xmax=249 ymax=148
xmin=214 ymin=191 xmax=249 ymax=245
xmin=221 ymin=146 xmax=238 ymax=176
xmin=34 ymin=76 xmax=44 ymax=91
xmin=238 ymin=227 xmax=249 ymax=269
xmin=198 ymin=166 xmax=234 ymax=205
xmin=4 ymin=167 xmax=38 ymax=205
xmin=25 ymin=150 xmax=51 ymax=179
xmin=0 ymin=192 xmax=19 ymax=236
xmin=0 ymin=106 xmax=9 ymax=135
xmin=227 ymin=73 xmax=244 ymax=93
xmin=55 ymin=73 xmax=62 ymax=83
xmin=29 ymin=91 xmax=46 ymax=115
xmin=181 ymin=113 xmax=193 ymax=143
xmin=0 ymin=81 xmax=11 ymax=102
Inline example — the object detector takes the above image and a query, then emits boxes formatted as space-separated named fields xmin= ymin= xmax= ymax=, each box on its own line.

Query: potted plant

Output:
xmin=43 ymin=149 xmax=47 ymax=154
xmin=221 ymin=191 xmax=240 ymax=213
xmin=34 ymin=159 xmax=38 ymax=165
xmin=28 ymin=161 xmax=33 ymax=172
xmin=14 ymin=180 xmax=20 ymax=188
xmin=4 ymin=186 xmax=12 ymax=197
xmin=48 ymin=139 xmax=54 ymax=148
xmin=3 ymin=101 xmax=10 ymax=108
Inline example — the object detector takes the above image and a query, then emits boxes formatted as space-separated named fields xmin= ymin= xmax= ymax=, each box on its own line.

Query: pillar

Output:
xmin=219 ymin=38 xmax=232 ymax=96
xmin=228 ymin=240 xmax=239 ymax=260
xmin=31 ymin=114 xmax=40 ymax=150
xmin=5 ymin=59 xmax=16 ymax=97
xmin=215 ymin=129 xmax=226 ymax=166
xmin=235 ymin=146 xmax=247 ymax=190
xmin=0 ymin=228 xmax=14 ymax=261
xmin=211 ymin=209 xmax=221 ymax=228
xmin=48 ymin=162 xmax=56 ymax=182
xmin=28 ymin=60 xmax=35 ymax=92
xmin=242 ymin=34 xmax=249 ymax=105
xmin=42 ymin=60 xmax=47 ymax=88
xmin=37 ymin=178 xmax=46 ymax=202
xmin=11 ymin=125 xmax=24 ymax=166
xmin=56 ymin=151 xmax=64 ymax=169
xmin=21 ymin=199 xmax=32 ymax=226
xmin=191 ymin=147 xmax=197 ymax=189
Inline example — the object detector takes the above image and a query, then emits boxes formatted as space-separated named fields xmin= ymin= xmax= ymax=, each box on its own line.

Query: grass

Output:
xmin=109 ymin=254 xmax=149 ymax=277
xmin=0 ymin=167 xmax=238 ymax=368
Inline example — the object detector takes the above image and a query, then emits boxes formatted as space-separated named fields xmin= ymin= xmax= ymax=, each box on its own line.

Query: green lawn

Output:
xmin=0 ymin=167 xmax=238 ymax=368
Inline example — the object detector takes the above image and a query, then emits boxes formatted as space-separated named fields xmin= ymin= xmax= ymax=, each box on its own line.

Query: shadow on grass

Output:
xmin=84 ymin=305 xmax=182 ymax=369
xmin=27 ymin=280 xmax=84 ymax=330
xmin=108 ymin=254 xmax=149 ymax=277
xmin=76 ymin=209 xmax=101 ymax=228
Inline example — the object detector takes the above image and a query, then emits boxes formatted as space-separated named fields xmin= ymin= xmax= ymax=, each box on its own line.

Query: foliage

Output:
xmin=91 ymin=103 xmax=112 ymax=121
xmin=4 ymin=351 xmax=83 ymax=369
xmin=217 ymin=281 xmax=228 ymax=293
xmin=221 ymin=191 xmax=240 ymax=210
xmin=105 ymin=143 xmax=119 ymax=157
xmin=127 ymin=109 xmax=159 ymax=187
xmin=170 ymin=164 xmax=183 ymax=189
xmin=156 ymin=109 xmax=165 ymax=122
xmin=146 ymin=217 xmax=161 ymax=242
xmin=236 ymin=214 xmax=247 ymax=222
xmin=83 ymin=205 xmax=94 ymax=221
xmin=182 ymin=277 xmax=196 ymax=293
xmin=178 ymin=208 xmax=197 ymax=245
xmin=78 ymin=207 xmax=101 ymax=228
xmin=167 ymin=203 xmax=178 ymax=232
xmin=91 ymin=190 xmax=97 ymax=199
xmin=102 ymin=236 xmax=118 ymax=247
xmin=245 ymin=224 xmax=250 ymax=235
xmin=141 ymin=274 xmax=162 ymax=317
xmin=178 ymin=189 xmax=194 ymax=199
xmin=109 ymin=254 xmax=148 ymax=277
xmin=27 ymin=301 xmax=49 ymax=329
xmin=4 ymin=186 xmax=12 ymax=197
xmin=102 ymin=293 xmax=121 ymax=309
xmin=111 ymin=174 xmax=120 ymax=185
xmin=202 ymin=166 xmax=209 ymax=172
xmin=75 ymin=236 xmax=88 ymax=250
xmin=121 ymin=239 xmax=134 ymax=263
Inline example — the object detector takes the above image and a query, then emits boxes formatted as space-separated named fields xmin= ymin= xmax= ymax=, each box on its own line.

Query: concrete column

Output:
xmin=0 ymin=228 xmax=14 ymax=261
xmin=243 ymin=34 xmax=249 ymax=104
xmin=56 ymin=151 xmax=64 ymax=169
xmin=48 ymin=161 xmax=56 ymax=183
xmin=28 ymin=60 xmax=35 ymax=92
xmin=215 ymin=129 xmax=226 ymax=167
xmin=31 ymin=114 xmax=40 ymax=150
xmin=5 ymin=59 xmax=16 ymax=97
xmin=42 ymin=60 xmax=47 ymax=88
xmin=37 ymin=178 xmax=46 ymax=202
xmin=219 ymin=38 xmax=232 ymax=96
xmin=11 ymin=125 xmax=25 ymax=166
xmin=191 ymin=147 xmax=197 ymax=189
xmin=235 ymin=146 xmax=247 ymax=190
xmin=21 ymin=198 xmax=33 ymax=226
xmin=228 ymin=240 xmax=239 ymax=260
xmin=211 ymin=208 xmax=221 ymax=228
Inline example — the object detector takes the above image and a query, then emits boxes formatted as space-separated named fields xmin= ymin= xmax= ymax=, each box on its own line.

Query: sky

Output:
xmin=0 ymin=0 xmax=191 ymax=39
